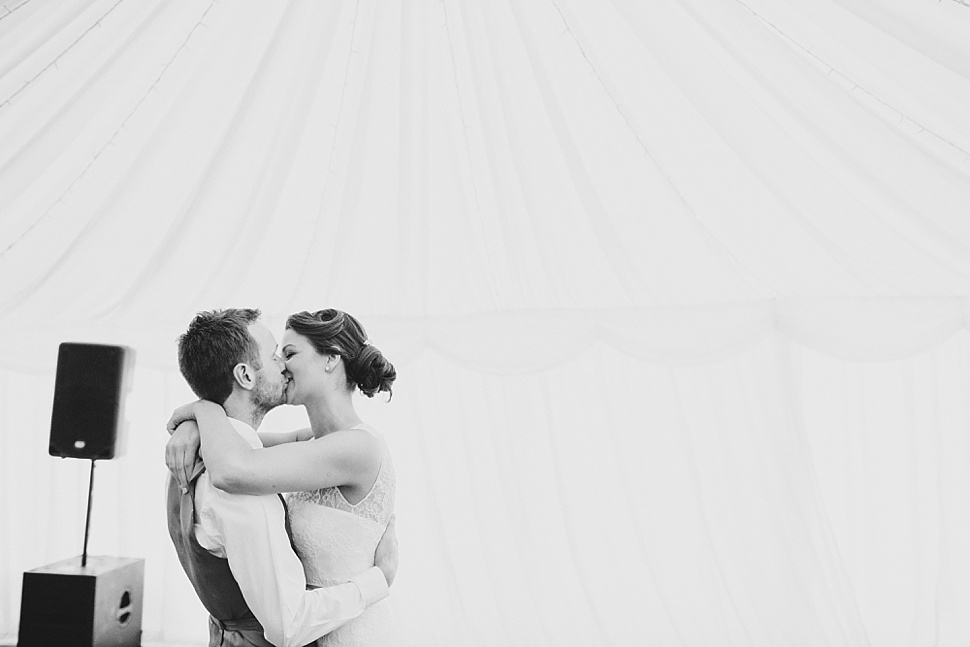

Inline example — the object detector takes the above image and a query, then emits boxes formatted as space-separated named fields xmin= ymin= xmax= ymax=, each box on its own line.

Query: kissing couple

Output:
xmin=165 ymin=307 xmax=399 ymax=646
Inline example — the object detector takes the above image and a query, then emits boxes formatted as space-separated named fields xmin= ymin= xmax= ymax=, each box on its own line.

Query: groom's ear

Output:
xmin=232 ymin=363 xmax=256 ymax=391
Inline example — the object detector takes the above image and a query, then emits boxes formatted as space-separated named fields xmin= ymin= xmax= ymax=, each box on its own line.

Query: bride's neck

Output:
xmin=306 ymin=393 xmax=361 ymax=437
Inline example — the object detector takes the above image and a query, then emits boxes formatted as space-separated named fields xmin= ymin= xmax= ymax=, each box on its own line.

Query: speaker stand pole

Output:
xmin=82 ymin=458 xmax=96 ymax=567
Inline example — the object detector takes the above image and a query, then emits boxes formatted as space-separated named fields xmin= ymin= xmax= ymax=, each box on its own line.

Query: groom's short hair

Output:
xmin=177 ymin=308 xmax=263 ymax=405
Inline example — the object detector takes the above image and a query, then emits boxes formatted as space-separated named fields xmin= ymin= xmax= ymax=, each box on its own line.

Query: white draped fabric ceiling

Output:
xmin=1 ymin=0 xmax=969 ymax=645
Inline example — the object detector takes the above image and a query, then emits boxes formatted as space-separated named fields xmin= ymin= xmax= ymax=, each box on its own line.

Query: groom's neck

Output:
xmin=222 ymin=392 xmax=261 ymax=430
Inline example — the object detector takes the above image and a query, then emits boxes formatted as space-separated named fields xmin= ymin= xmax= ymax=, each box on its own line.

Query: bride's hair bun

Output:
xmin=286 ymin=308 xmax=396 ymax=398
xmin=347 ymin=343 xmax=396 ymax=399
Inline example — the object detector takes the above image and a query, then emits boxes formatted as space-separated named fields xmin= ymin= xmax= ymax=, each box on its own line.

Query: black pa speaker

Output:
xmin=18 ymin=556 xmax=145 ymax=647
xmin=49 ymin=343 xmax=134 ymax=460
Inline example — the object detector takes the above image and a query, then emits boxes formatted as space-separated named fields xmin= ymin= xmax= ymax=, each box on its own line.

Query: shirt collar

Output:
xmin=227 ymin=417 xmax=264 ymax=449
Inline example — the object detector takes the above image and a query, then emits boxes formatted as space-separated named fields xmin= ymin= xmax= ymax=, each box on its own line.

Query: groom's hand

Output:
xmin=374 ymin=515 xmax=399 ymax=587
xmin=165 ymin=421 xmax=202 ymax=491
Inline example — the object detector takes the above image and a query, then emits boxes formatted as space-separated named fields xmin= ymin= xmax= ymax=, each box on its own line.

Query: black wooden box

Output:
xmin=18 ymin=556 xmax=144 ymax=647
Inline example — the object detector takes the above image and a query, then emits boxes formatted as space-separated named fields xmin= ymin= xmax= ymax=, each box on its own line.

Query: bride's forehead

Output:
xmin=281 ymin=328 xmax=307 ymax=347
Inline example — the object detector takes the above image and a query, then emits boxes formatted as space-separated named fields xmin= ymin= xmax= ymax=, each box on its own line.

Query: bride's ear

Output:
xmin=325 ymin=354 xmax=341 ymax=373
xmin=233 ymin=363 xmax=256 ymax=390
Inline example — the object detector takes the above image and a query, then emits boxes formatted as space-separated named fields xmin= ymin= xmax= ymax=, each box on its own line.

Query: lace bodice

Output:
xmin=291 ymin=425 xmax=395 ymax=527
xmin=285 ymin=424 xmax=396 ymax=646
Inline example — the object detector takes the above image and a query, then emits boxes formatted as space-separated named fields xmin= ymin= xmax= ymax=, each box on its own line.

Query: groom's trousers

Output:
xmin=207 ymin=615 xmax=274 ymax=647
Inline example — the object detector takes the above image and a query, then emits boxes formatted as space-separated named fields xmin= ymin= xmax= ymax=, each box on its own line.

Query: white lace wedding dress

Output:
xmin=286 ymin=424 xmax=397 ymax=646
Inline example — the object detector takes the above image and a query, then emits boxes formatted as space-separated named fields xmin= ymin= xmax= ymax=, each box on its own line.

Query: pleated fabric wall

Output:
xmin=3 ymin=325 xmax=970 ymax=646
xmin=1 ymin=0 xmax=969 ymax=644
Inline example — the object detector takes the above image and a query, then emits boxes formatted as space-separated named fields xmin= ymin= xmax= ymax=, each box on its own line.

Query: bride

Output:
xmin=169 ymin=308 xmax=397 ymax=646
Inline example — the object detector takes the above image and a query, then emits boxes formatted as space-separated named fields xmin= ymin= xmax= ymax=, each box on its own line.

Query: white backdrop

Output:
xmin=3 ymin=315 xmax=970 ymax=646
xmin=2 ymin=0 xmax=970 ymax=645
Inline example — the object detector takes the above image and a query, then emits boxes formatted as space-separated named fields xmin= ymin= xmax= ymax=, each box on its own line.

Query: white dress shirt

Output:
xmin=193 ymin=417 xmax=389 ymax=647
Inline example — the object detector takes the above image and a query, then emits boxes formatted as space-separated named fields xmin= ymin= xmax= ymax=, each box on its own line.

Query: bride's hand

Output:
xmin=166 ymin=400 xmax=204 ymax=434
xmin=166 ymin=421 xmax=201 ymax=492
xmin=374 ymin=515 xmax=399 ymax=587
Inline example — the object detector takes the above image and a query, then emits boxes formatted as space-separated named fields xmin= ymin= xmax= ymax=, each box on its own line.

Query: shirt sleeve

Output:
xmin=209 ymin=488 xmax=389 ymax=647
xmin=349 ymin=566 xmax=390 ymax=606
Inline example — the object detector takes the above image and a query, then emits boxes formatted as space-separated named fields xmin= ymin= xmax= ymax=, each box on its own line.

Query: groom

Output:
xmin=166 ymin=308 xmax=397 ymax=647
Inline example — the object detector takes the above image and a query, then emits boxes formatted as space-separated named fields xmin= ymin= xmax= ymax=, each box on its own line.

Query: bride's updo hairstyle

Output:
xmin=286 ymin=308 xmax=396 ymax=399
